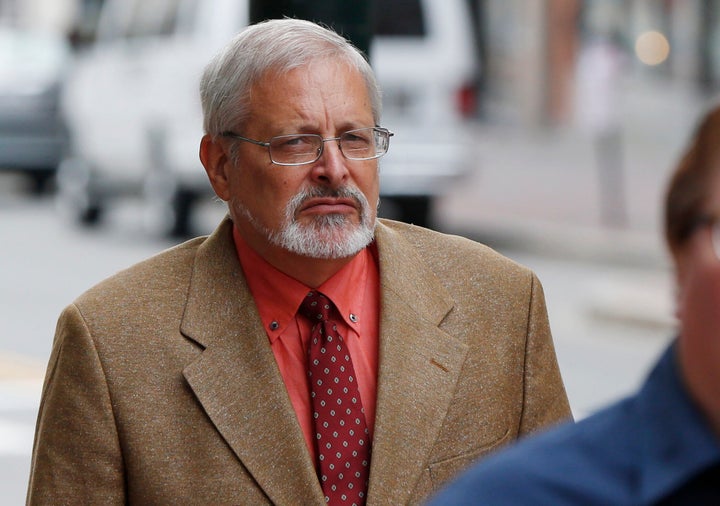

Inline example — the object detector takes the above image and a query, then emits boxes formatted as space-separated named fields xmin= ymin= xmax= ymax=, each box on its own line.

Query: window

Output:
xmin=373 ymin=0 xmax=425 ymax=37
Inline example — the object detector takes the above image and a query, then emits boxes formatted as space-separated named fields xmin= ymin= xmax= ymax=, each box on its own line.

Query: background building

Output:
xmin=6 ymin=0 xmax=720 ymax=127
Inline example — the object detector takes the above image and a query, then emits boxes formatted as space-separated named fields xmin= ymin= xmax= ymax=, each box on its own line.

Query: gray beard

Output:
xmin=236 ymin=185 xmax=377 ymax=259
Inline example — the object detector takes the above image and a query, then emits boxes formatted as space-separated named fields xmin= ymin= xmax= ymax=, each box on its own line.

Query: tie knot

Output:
xmin=299 ymin=291 xmax=335 ymax=323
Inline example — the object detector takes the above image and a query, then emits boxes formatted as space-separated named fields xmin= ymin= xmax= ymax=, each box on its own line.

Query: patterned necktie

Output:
xmin=300 ymin=291 xmax=371 ymax=505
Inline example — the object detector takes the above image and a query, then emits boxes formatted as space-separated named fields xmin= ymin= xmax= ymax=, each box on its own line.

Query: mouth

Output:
xmin=297 ymin=197 xmax=360 ymax=217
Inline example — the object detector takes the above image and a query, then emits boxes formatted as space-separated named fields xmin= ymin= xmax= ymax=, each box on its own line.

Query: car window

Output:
xmin=374 ymin=0 xmax=425 ymax=37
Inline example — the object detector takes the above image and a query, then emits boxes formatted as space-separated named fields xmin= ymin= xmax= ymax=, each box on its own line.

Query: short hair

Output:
xmin=664 ymin=105 xmax=720 ymax=256
xmin=199 ymin=18 xmax=382 ymax=138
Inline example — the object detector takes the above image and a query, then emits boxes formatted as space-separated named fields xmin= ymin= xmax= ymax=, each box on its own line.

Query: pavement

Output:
xmin=437 ymin=75 xmax=715 ymax=326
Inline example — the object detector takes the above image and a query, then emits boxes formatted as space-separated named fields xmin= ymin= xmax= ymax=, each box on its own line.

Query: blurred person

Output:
xmin=25 ymin=19 xmax=570 ymax=505
xmin=575 ymin=31 xmax=628 ymax=228
xmin=427 ymin=106 xmax=720 ymax=505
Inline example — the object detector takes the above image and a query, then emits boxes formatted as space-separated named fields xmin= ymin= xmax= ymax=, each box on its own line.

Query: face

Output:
xmin=674 ymin=173 xmax=720 ymax=432
xmin=203 ymin=58 xmax=380 ymax=266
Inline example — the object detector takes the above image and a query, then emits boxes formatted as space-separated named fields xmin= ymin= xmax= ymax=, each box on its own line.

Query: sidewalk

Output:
xmin=438 ymin=76 xmax=709 ymax=267
xmin=436 ymin=76 xmax=713 ymax=330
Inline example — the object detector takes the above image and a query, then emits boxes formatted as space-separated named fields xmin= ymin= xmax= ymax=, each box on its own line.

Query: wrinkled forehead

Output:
xmin=251 ymin=57 xmax=377 ymax=118
xmin=249 ymin=60 xmax=372 ymax=114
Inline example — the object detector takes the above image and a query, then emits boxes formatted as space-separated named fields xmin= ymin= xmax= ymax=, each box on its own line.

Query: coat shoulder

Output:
xmin=74 ymin=235 xmax=207 ymax=309
xmin=377 ymin=219 xmax=533 ymax=279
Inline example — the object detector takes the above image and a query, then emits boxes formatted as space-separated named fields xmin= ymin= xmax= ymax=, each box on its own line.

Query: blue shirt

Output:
xmin=427 ymin=343 xmax=720 ymax=505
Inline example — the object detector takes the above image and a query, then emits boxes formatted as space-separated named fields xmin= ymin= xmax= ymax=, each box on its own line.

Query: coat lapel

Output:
xmin=367 ymin=222 xmax=469 ymax=504
xmin=179 ymin=218 xmax=324 ymax=505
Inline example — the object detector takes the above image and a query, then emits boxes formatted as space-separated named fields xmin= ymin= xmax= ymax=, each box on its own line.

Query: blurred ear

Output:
xmin=200 ymin=134 xmax=232 ymax=201
xmin=672 ymin=248 xmax=691 ymax=320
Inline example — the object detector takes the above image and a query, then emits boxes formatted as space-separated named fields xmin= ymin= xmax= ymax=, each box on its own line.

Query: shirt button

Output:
xmin=269 ymin=321 xmax=279 ymax=330
xmin=349 ymin=313 xmax=358 ymax=323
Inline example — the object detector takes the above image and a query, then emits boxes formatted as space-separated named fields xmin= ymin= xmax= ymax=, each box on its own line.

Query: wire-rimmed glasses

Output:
xmin=221 ymin=126 xmax=393 ymax=166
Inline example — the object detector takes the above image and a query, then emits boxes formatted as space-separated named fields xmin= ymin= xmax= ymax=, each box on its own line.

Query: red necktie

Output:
xmin=300 ymin=291 xmax=370 ymax=505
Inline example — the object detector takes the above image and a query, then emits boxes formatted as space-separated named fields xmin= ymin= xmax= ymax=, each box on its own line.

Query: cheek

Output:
xmin=356 ymin=164 xmax=380 ymax=200
xmin=233 ymin=164 xmax=294 ymax=199
xmin=678 ymin=271 xmax=720 ymax=398
xmin=254 ymin=175 xmax=306 ymax=220
xmin=680 ymin=262 xmax=720 ymax=340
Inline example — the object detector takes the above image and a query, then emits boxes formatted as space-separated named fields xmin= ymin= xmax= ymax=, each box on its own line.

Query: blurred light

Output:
xmin=634 ymin=31 xmax=670 ymax=66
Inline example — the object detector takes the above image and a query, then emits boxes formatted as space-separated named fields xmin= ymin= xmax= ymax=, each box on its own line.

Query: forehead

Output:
xmin=246 ymin=59 xmax=373 ymax=131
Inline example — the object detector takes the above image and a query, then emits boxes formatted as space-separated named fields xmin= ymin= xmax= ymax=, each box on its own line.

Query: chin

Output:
xmin=278 ymin=216 xmax=375 ymax=259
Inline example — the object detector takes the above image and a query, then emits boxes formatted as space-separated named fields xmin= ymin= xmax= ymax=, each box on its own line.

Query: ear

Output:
xmin=672 ymin=244 xmax=696 ymax=321
xmin=200 ymin=134 xmax=232 ymax=201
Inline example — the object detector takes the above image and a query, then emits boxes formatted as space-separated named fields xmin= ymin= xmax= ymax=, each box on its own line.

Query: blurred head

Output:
xmin=198 ymin=19 xmax=384 ymax=274
xmin=664 ymin=106 xmax=720 ymax=260
xmin=664 ymin=105 xmax=720 ymax=433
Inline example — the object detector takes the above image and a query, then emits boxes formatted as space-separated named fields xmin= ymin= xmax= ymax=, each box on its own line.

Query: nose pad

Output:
xmin=312 ymin=139 xmax=348 ymax=184
xmin=319 ymin=139 xmax=345 ymax=163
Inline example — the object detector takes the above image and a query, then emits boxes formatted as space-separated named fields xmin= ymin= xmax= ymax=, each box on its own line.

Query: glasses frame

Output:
xmin=221 ymin=126 xmax=394 ymax=166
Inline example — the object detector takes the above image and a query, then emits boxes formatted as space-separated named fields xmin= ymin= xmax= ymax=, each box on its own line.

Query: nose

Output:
xmin=310 ymin=139 xmax=349 ymax=187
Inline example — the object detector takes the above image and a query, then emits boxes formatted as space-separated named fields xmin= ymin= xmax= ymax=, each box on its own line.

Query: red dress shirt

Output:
xmin=232 ymin=227 xmax=380 ymax=462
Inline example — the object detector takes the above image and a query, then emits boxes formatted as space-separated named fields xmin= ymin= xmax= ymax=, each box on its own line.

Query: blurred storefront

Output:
xmin=472 ymin=0 xmax=580 ymax=126
xmin=5 ymin=0 xmax=720 ymax=127
xmin=473 ymin=0 xmax=720 ymax=127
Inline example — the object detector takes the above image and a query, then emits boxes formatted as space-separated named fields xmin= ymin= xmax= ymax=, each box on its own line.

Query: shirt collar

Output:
xmin=232 ymin=225 xmax=373 ymax=343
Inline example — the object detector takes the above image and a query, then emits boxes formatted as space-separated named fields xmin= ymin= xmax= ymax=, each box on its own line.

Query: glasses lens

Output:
xmin=269 ymin=134 xmax=322 ymax=165
xmin=341 ymin=128 xmax=389 ymax=161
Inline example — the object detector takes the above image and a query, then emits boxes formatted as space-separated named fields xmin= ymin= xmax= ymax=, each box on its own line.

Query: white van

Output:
xmin=58 ymin=0 xmax=479 ymax=235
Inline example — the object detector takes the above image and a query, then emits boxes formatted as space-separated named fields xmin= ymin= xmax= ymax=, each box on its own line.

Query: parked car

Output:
xmin=0 ymin=25 xmax=72 ymax=193
xmin=58 ymin=0 xmax=479 ymax=235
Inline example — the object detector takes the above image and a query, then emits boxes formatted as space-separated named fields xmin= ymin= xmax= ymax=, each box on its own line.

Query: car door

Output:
xmin=63 ymin=0 xmax=187 ymax=185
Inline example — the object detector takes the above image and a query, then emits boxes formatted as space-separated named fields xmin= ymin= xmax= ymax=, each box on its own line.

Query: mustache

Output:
xmin=287 ymin=185 xmax=367 ymax=219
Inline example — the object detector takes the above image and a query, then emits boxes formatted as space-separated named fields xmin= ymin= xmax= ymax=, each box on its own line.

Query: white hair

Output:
xmin=199 ymin=18 xmax=382 ymax=138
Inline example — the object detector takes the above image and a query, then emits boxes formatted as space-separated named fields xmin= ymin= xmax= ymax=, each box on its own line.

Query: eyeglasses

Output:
xmin=220 ymin=126 xmax=393 ymax=166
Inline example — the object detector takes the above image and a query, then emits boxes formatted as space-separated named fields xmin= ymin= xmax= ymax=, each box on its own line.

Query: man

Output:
xmin=27 ymin=19 xmax=570 ymax=505
xmin=428 ymin=106 xmax=720 ymax=505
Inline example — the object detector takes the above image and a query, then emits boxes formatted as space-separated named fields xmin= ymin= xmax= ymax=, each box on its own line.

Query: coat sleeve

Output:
xmin=519 ymin=273 xmax=572 ymax=434
xmin=26 ymin=303 xmax=126 ymax=505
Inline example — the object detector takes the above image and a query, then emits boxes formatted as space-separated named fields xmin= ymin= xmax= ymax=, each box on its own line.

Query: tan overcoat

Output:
xmin=27 ymin=217 xmax=570 ymax=505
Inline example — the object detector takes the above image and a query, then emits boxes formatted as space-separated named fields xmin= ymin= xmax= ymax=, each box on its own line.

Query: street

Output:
xmin=1 ymin=169 xmax=674 ymax=504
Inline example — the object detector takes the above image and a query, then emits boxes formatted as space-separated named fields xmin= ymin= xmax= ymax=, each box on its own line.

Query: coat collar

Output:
xmin=180 ymin=217 xmax=468 ymax=504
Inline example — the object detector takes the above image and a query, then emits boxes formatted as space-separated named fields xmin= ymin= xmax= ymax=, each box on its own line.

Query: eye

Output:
xmin=342 ymin=131 xmax=372 ymax=149
xmin=272 ymin=135 xmax=320 ymax=153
